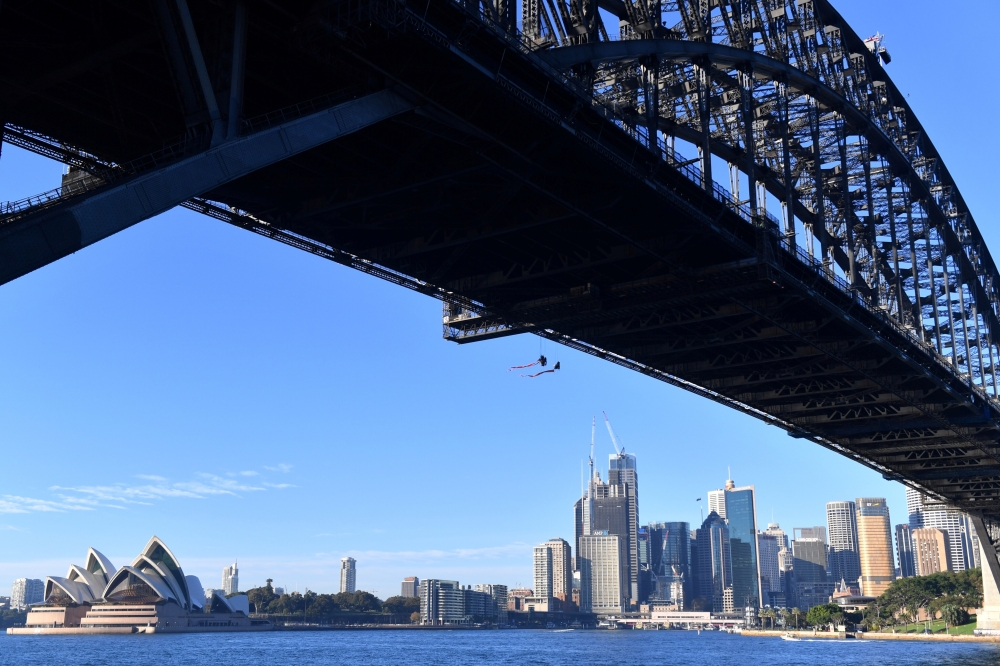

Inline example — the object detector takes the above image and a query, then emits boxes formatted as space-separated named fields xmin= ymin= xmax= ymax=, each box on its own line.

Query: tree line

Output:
xmin=861 ymin=568 xmax=981 ymax=630
xmin=756 ymin=569 xmax=982 ymax=631
xmin=244 ymin=580 xmax=420 ymax=618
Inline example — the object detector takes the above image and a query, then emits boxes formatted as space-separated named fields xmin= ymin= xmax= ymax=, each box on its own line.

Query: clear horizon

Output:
xmin=2 ymin=0 xmax=998 ymax=601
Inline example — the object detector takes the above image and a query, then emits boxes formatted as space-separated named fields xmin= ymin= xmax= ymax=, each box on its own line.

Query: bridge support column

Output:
xmin=970 ymin=515 xmax=1000 ymax=634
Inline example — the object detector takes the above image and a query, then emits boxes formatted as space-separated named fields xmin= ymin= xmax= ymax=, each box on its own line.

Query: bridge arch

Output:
xmin=526 ymin=0 xmax=1000 ymax=400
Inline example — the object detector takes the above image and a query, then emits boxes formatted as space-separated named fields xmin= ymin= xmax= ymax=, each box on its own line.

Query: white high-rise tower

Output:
xmin=222 ymin=562 xmax=239 ymax=595
xmin=340 ymin=557 xmax=357 ymax=593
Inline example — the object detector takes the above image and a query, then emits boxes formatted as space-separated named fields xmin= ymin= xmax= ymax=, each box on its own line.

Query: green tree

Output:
xmin=382 ymin=596 xmax=420 ymax=614
xmin=939 ymin=604 xmax=969 ymax=631
xmin=806 ymin=604 xmax=838 ymax=629
xmin=247 ymin=579 xmax=279 ymax=613
xmin=0 ymin=610 xmax=27 ymax=629
xmin=790 ymin=607 xmax=802 ymax=629
xmin=759 ymin=607 xmax=775 ymax=630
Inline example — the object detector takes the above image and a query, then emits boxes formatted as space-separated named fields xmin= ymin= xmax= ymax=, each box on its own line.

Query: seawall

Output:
xmin=741 ymin=629 xmax=1000 ymax=643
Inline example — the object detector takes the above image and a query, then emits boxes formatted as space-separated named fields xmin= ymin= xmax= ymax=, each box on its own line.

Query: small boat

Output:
xmin=781 ymin=633 xmax=801 ymax=641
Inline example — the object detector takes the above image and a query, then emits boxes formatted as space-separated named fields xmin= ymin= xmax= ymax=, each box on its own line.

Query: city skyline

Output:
xmin=1 ymin=0 xmax=998 ymax=612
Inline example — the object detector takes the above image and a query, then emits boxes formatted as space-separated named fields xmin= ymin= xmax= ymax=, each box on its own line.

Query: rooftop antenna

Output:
xmin=602 ymin=411 xmax=623 ymax=455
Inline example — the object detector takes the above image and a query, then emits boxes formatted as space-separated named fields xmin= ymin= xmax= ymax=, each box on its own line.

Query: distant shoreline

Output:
xmin=742 ymin=629 xmax=1000 ymax=643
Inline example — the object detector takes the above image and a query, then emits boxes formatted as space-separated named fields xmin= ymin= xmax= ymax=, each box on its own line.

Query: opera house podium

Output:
xmin=7 ymin=537 xmax=272 ymax=634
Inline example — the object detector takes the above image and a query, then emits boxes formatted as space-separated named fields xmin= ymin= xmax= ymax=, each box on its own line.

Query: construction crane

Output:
xmin=603 ymin=411 xmax=624 ymax=455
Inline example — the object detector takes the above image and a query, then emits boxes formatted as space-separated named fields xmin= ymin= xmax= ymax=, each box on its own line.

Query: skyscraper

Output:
xmin=578 ymin=534 xmax=625 ymax=614
xmin=913 ymin=528 xmax=950 ymax=575
xmin=533 ymin=544 xmax=553 ymax=601
xmin=608 ymin=452 xmax=640 ymax=605
xmin=826 ymin=501 xmax=862 ymax=585
xmin=340 ymin=557 xmax=357 ymax=593
xmin=906 ymin=487 xmax=976 ymax=572
xmin=10 ymin=578 xmax=43 ymax=610
xmin=895 ymin=524 xmax=915 ymax=578
xmin=647 ymin=521 xmax=690 ymax=606
xmin=694 ymin=512 xmax=732 ymax=613
xmin=222 ymin=563 xmax=239 ymax=595
xmin=795 ymin=526 xmax=828 ymax=543
xmin=763 ymin=522 xmax=789 ymax=550
xmin=547 ymin=538 xmax=572 ymax=606
xmin=402 ymin=576 xmax=420 ymax=598
xmin=791 ymin=539 xmax=827 ymax=584
xmin=637 ymin=527 xmax=651 ymax=603
xmin=856 ymin=498 xmax=896 ymax=597
xmin=707 ymin=489 xmax=727 ymax=520
xmin=791 ymin=537 xmax=830 ymax=610
xmin=757 ymin=532 xmax=780 ymax=599
xmin=724 ymin=480 xmax=762 ymax=609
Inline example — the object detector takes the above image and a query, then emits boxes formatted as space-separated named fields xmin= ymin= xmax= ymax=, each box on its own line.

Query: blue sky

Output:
xmin=1 ymin=0 xmax=997 ymax=599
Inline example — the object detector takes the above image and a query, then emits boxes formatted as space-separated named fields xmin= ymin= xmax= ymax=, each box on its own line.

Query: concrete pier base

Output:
xmin=972 ymin=517 xmax=1000 ymax=635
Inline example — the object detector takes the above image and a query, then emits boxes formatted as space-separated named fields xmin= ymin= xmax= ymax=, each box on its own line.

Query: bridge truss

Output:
xmin=5 ymin=0 xmax=1000 ymax=566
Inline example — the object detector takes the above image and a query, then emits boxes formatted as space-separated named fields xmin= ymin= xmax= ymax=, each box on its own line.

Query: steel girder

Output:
xmin=6 ymin=0 xmax=1000 ymax=555
xmin=0 ymin=90 xmax=415 ymax=285
xmin=529 ymin=0 xmax=1000 ymax=407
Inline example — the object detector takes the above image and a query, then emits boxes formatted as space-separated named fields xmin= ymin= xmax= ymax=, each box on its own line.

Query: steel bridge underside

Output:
xmin=4 ymin=0 xmax=1000 ymax=519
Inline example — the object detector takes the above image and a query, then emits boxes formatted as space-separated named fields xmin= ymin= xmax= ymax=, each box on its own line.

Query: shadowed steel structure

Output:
xmin=5 ymin=0 xmax=1000 ymax=591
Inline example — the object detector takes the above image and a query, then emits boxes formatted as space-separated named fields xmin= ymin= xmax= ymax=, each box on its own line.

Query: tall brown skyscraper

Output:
xmin=856 ymin=498 xmax=896 ymax=596
xmin=546 ymin=538 xmax=573 ymax=606
xmin=913 ymin=528 xmax=951 ymax=576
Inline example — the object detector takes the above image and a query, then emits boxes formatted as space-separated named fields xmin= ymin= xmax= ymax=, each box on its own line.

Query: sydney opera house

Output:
xmin=7 ymin=536 xmax=271 ymax=634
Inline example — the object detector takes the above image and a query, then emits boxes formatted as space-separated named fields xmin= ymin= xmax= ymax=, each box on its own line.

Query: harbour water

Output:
xmin=2 ymin=629 xmax=999 ymax=665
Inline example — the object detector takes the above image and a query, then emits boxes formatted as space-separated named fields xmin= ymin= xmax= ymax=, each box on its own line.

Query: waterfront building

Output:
xmin=10 ymin=578 xmax=43 ymax=610
xmin=401 ymin=576 xmax=419 ymax=598
xmin=222 ymin=563 xmax=239 ymax=595
xmin=10 ymin=537 xmax=268 ymax=634
xmin=546 ymin=538 xmax=572 ymax=606
xmin=533 ymin=544 xmax=552 ymax=601
xmin=578 ymin=534 xmax=625 ymax=614
xmin=340 ymin=557 xmax=356 ymax=594
xmin=419 ymin=579 xmax=463 ymax=625
xmin=913 ymin=528 xmax=951 ymax=575
xmin=826 ymin=501 xmax=862 ymax=585
xmin=723 ymin=479 xmax=762 ymax=609
xmin=895 ymin=524 xmax=915 ymax=578
xmin=506 ymin=587 xmax=532 ymax=611
xmin=532 ymin=538 xmax=573 ymax=609
xmin=856 ymin=498 xmax=896 ymax=597
xmin=694 ymin=512 xmax=732 ymax=614
xmin=906 ymin=487 xmax=977 ymax=572
xmin=474 ymin=584 xmax=508 ymax=625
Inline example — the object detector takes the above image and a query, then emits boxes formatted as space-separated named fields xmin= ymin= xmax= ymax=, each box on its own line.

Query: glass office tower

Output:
xmin=724 ymin=484 xmax=762 ymax=609
xmin=647 ymin=521 xmax=691 ymax=605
